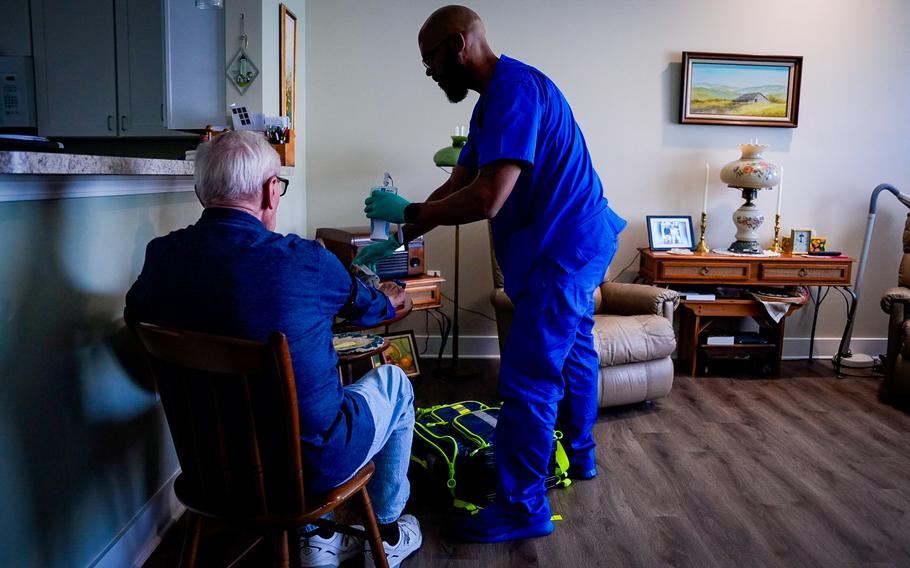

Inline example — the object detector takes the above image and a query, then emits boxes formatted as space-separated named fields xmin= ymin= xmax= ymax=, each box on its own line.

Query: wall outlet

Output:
xmin=426 ymin=269 xmax=441 ymax=277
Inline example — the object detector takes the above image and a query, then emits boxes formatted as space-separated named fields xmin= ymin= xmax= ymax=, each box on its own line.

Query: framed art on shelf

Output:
xmin=680 ymin=51 xmax=802 ymax=128
xmin=370 ymin=330 xmax=421 ymax=378
xmin=790 ymin=228 xmax=812 ymax=254
xmin=646 ymin=215 xmax=696 ymax=251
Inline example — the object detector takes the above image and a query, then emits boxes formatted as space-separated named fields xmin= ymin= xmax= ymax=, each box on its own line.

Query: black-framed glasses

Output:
xmin=275 ymin=176 xmax=290 ymax=196
xmin=421 ymin=33 xmax=457 ymax=70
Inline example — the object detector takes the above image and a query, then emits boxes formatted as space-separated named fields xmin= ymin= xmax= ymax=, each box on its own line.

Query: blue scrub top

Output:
xmin=458 ymin=55 xmax=627 ymax=294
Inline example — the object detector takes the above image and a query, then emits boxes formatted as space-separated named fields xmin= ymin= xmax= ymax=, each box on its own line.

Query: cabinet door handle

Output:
xmin=107 ymin=115 xmax=114 ymax=131
xmin=798 ymin=268 xmax=808 ymax=277
xmin=120 ymin=115 xmax=128 ymax=131
xmin=700 ymin=266 xmax=710 ymax=276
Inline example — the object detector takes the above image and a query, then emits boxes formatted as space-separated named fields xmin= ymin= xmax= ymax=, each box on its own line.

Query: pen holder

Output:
xmin=269 ymin=129 xmax=295 ymax=167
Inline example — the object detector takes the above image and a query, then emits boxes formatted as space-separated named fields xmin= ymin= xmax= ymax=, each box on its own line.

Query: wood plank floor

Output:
xmin=144 ymin=360 xmax=910 ymax=567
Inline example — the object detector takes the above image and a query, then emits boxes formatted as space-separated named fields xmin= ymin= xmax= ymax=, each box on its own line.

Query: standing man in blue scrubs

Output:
xmin=357 ymin=5 xmax=626 ymax=542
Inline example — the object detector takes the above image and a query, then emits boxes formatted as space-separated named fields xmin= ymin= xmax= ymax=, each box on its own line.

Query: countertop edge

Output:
xmin=0 ymin=151 xmax=294 ymax=176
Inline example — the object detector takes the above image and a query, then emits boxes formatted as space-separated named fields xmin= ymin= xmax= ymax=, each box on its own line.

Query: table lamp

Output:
xmin=433 ymin=127 xmax=475 ymax=381
xmin=719 ymin=142 xmax=780 ymax=254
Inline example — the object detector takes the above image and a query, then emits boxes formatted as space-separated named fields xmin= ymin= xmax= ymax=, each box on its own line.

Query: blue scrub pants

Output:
xmin=494 ymin=238 xmax=616 ymax=520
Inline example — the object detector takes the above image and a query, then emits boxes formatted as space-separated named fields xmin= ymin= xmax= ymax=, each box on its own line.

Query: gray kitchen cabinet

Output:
xmin=31 ymin=0 xmax=192 ymax=137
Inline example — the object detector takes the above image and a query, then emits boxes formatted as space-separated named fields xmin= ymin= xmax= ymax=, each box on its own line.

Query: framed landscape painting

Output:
xmin=279 ymin=4 xmax=297 ymax=130
xmin=680 ymin=52 xmax=802 ymax=128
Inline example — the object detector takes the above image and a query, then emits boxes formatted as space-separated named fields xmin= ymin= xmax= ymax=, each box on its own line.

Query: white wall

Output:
xmin=225 ymin=0 xmax=307 ymax=234
xmin=306 ymin=0 xmax=910 ymax=358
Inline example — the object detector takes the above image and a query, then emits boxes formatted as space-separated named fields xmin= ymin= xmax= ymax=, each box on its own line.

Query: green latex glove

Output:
xmin=352 ymin=236 xmax=400 ymax=270
xmin=364 ymin=189 xmax=411 ymax=224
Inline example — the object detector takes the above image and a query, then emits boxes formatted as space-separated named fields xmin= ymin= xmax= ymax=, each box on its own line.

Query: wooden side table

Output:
xmin=397 ymin=275 xmax=445 ymax=310
xmin=639 ymin=249 xmax=855 ymax=376
xmin=678 ymin=298 xmax=805 ymax=376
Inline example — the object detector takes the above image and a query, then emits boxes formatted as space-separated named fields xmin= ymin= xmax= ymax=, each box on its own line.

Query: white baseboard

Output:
xmin=89 ymin=471 xmax=184 ymax=568
xmin=416 ymin=334 xmax=501 ymax=359
xmin=781 ymin=336 xmax=887 ymax=360
xmin=415 ymin=334 xmax=888 ymax=362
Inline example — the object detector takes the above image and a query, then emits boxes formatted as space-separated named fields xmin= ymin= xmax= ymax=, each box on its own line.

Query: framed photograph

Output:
xmin=680 ymin=51 xmax=802 ymax=128
xmin=646 ymin=215 xmax=696 ymax=251
xmin=279 ymin=4 xmax=298 ymax=130
xmin=370 ymin=331 xmax=421 ymax=378
xmin=790 ymin=228 xmax=812 ymax=254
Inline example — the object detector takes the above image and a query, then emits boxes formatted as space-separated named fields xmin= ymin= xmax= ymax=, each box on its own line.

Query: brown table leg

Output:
xmin=678 ymin=308 xmax=701 ymax=377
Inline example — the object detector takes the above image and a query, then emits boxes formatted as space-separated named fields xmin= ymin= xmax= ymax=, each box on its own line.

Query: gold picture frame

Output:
xmin=370 ymin=331 xmax=421 ymax=378
xmin=279 ymin=4 xmax=297 ymax=130
xmin=790 ymin=228 xmax=812 ymax=255
xmin=680 ymin=51 xmax=802 ymax=128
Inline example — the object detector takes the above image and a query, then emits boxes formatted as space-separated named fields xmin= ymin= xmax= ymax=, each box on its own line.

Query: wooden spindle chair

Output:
xmin=127 ymin=319 xmax=389 ymax=568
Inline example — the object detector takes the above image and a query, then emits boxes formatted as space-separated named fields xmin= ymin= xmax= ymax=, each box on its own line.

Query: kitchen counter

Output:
xmin=0 ymin=151 xmax=293 ymax=202
xmin=0 ymin=151 xmax=195 ymax=176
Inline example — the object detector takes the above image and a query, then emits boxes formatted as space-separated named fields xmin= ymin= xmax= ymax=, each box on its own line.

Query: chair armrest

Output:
xmin=882 ymin=287 xmax=910 ymax=314
xmin=490 ymin=288 xmax=514 ymax=312
xmin=597 ymin=282 xmax=679 ymax=317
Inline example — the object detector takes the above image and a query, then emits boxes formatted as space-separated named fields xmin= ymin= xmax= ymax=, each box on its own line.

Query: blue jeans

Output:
xmin=345 ymin=364 xmax=415 ymax=524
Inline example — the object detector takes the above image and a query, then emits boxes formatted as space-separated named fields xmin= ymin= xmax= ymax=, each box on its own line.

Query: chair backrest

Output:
xmin=128 ymin=320 xmax=307 ymax=517
xmin=900 ymin=213 xmax=910 ymax=288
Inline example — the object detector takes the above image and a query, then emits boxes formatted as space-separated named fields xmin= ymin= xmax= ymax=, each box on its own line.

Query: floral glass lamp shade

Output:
xmin=720 ymin=143 xmax=780 ymax=254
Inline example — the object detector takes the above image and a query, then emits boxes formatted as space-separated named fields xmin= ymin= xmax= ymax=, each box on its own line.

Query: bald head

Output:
xmin=418 ymin=5 xmax=484 ymax=51
xmin=418 ymin=5 xmax=498 ymax=99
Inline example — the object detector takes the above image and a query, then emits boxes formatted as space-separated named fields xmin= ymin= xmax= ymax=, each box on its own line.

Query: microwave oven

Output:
xmin=0 ymin=56 xmax=36 ymax=128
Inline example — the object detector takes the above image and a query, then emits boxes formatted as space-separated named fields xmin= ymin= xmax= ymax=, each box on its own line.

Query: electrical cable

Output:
xmin=609 ymin=250 xmax=642 ymax=282
xmin=440 ymin=292 xmax=497 ymax=322
xmin=425 ymin=308 xmax=446 ymax=357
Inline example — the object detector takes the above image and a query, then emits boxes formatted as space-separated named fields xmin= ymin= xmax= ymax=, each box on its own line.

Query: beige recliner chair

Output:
xmin=880 ymin=214 xmax=910 ymax=406
xmin=489 ymin=250 xmax=679 ymax=408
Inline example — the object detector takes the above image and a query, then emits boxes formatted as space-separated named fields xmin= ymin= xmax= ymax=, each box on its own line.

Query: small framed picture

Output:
xmin=646 ymin=215 xmax=696 ymax=251
xmin=790 ymin=228 xmax=812 ymax=254
xmin=680 ymin=51 xmax=802 ymax=128
xmin=370 ymin=330 xmax=421 ymax=378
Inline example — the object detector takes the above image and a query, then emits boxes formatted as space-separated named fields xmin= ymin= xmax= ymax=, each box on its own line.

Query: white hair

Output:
xmin=194 ymin=130 xmax=280 ymax=205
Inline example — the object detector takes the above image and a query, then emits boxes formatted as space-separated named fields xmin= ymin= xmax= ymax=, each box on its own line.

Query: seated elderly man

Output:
xmin=125 ymin=130 xmax=421 ymax=568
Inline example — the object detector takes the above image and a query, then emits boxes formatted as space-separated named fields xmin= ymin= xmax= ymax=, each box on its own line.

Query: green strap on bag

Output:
xmin=410 ymin=400 xmax=572 ymax=511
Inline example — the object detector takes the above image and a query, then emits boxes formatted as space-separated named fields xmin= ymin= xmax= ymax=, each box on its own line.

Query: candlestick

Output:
xmin=776 ymin=165 xmax=784 ymax=216
xmin=695 ymin=211 xmax=709 ymax=254
xmin=770 ymin=213 xmax=782 ymax=253
xmin=703 ymin=163 xmax=709 ymax=212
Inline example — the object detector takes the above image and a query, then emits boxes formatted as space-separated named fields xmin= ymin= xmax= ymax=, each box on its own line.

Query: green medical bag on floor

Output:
xmin=410 ymin=400 xmax=571 ymax=511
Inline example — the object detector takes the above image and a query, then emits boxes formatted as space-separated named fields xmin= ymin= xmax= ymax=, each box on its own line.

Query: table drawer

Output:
xmin=406 ymin=283 xmax=442 ymax=309
xmin=660 ymin=261 xmax=751 ymax=281
xmin=759 ymin=262 xmax=851 ymax=284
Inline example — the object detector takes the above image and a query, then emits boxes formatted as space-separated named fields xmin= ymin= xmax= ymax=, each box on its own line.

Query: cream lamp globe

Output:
xmin=720 ymin=143 xmax=780 ymax=254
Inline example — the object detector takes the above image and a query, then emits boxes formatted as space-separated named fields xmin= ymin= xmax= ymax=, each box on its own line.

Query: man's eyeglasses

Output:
xmin=421 ymin=33 xmax=457 ymax=70
xmin=275 ymin=176 xmax=290 ymax=196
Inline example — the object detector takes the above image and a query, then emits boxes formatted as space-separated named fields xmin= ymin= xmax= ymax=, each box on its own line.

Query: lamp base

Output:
xmin=434 ymin=361 xmax=477 ymax=382
xmin=727 ymin=239 xmax=763 ymax=254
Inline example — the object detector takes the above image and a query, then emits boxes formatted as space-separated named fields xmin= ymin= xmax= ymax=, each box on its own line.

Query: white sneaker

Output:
xmin=300 ymin=530 xmax=362 ymax=568
xmin=363 ymin=515 xmax=422 ymax=568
